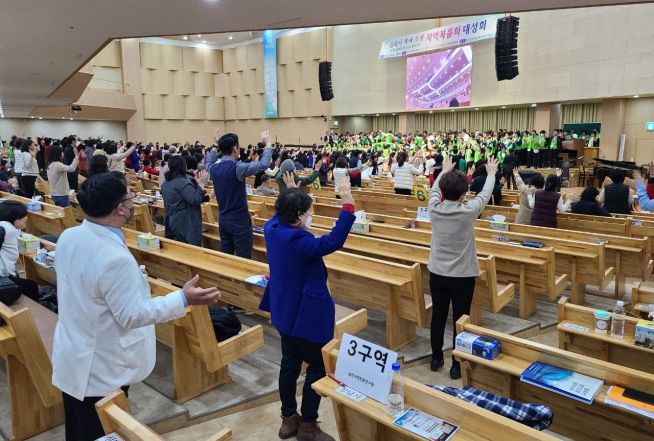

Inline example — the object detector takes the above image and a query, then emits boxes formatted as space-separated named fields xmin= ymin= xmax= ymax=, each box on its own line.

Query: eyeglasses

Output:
xmin=114 ymin=192 xmax=136 ymax=208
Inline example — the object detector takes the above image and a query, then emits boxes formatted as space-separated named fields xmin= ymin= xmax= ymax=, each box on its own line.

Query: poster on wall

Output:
xmin=263 ymin=30 xmax=278 ymax=119
xmin=379 ymin=15 xmax=499 ymax=60
xmin=405 ymin=45 xmax=472 ymax=111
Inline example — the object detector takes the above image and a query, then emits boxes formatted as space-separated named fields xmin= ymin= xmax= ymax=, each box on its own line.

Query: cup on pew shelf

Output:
xmin=593 ymin=309 xmax=611 ymax=334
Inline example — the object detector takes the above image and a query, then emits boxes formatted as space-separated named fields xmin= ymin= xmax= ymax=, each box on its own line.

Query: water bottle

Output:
xmin=139 ymin=265 xmax=148 ymax=282
xmin=387 ymin=362 xmax=404 ymax=418
xmin=610 ymin=300 xmax=625 ymax=339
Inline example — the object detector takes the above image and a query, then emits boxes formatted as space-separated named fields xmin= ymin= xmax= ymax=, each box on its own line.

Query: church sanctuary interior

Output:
xmin=3 ymin=0 xmax=654 ymax=440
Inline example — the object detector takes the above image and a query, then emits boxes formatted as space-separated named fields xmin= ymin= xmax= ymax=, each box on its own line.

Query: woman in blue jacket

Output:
xmin=260 ymin=174 xmax=356 ymax=441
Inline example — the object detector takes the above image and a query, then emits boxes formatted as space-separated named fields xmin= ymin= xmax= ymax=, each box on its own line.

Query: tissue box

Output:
xmin=635 ymin=320 xmax=654 ymax=349
xmin=25 ymin=201 xmax=41 ymax=212
xmin=18 ymin=234 xmax=40 ymax=255
xmin=455 ymin=332 xmax=501 ymax=360
xmin=351 ymin=220 xmax=370 ymax=234
xmin=137 ymin=233 xmax=160 ymax=251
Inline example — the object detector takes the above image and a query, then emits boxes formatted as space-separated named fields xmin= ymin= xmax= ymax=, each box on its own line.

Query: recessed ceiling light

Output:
xmin=69 ymin=117 xmax=73 ymax=121
xmin=429 ymin=111 xmax=433 ymax=114
xmin=502 ymin=106 xmax=506 ymax=109
xmin=30 ymin=116 xmax=34 ymax=119
xmin=202 ymin=40 xmax=207 ymax=44
xmin=228 ymin=36 xmax=233 ymax=40
xmin=633 ymin=95 xmax=640 ymax=98
xmin=61 ymin=116 xmax=65 ymax=119
xmin=182 ymin=36 xmax=188 ymax=40
xmin=392 ymin=113 xmax=396 ymax=116
xmin=197 ymin=34 xmax=201 ymax=38
xmin=474 ymin=107 xmax=479 ymax=111
xmin=38 ymin=117 xmax=42 ymax=120
xmin=375 ymin=114 xmax=379 ymax=117
xmin=451 ymin=109 xmax=455 ymax=112
xmin=531 ymin=103 xmax=537 ymax=107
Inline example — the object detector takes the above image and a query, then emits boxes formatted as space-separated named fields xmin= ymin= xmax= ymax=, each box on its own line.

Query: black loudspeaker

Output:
xmin=495 ymin=16 xmax=519 ymax=81
xmin=318 ymin=61 xmax=334 ymax=101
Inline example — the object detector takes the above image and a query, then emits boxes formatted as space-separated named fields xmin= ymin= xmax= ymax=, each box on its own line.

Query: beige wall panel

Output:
xmin=292 ymin=32 xmax=310 ymax=62
xmin=310 ymin=29 xmax=325 ymax=61
xmin=206 ymin=97 xmax=225 ymax=120
xmin=140 ymin=68 xmax=153 ymax=94
xmin=302 ymin=60 xmax=317 ymax=90
xmin=160 ymin=45 xmax=183 ymax=71
xmin=182 ymin=47 xmax=203 ymax=72
xmin=278 ymin=36 xmax=293 ymax=65
xmin=214 ymin=73 xmax=228 ymax=97
xmin=247 ymin=43 xmax=262 ymax=70
xmin=277 ymin=64 xmax=287 ymax=92
xmin=242 ymin=69 xmax=256 ymax=95
xmin=185 ymin=96 xmax=206 ymax=120
xmin=285 ymin=62 xmax=301 ymax=91
xmin=173 ymin=70 xmax=194 ymax=96
xmin=310 ymin=88 xmax=331 ymax=117
xmin=236 ymin=95 xmax=250 ymax=119
xmin=92 ymin=41 xmax=122 ymax=67
xmin=229 ymin=71 xmax=242 ymax=96
xmin=223 ymin=48 xmax=236 ymax=73
xmin=224 ymin=118 xmax=328 ymax=146
xmin=293 ymin=89 xmax=310 ymax=117
xmin=144 ymin=120 xmax=226 ymax=144
xmin=623 ymin=96 xmax=654 ymax=162
xmin=142 ymin=94 xmax=164 ymax=119
xmin=89 ymin=66 xmax=123 ymax=91
xmin=255 ymin=68 xmax=265 ymax=94
xmin=194 ymin=72 xmax=214 ymax=97
xmin=150 ymin=69 xmax=173 ymax=95
xmin=235 ymin=45 xmax=248 ymax=72
xmin=279 ymin=91 xmax=294 ymax=118
xmin=249 ymin=94 xmax=264 ymax=119
xmin=224 ymin=96 xmax=237 ymax=120
xmin=163 ymin=95 xmax=185 ymax=119
xmin=139 ymin=43 xmax=162 ymax=69
xmin=203 ymin=49 xmax=223 ymax=73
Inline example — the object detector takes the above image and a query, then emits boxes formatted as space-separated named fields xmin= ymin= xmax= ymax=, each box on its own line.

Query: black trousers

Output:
xmin=279 ymin=333 xmax=325 ymax=422
xmin=394 ymin=188 xmax=412 ymax=195
xmin=22 ymin=175 xmax=37 ymax=198
xmin=67 ymin=171 xmax=79 ymax=192
xmin=430 ymin=272 xmax=475 ymax=365
xmin=63 ymin=386 xmax=129 ymax=441
xmin=8 ymin=275 xmax=40 ymax=301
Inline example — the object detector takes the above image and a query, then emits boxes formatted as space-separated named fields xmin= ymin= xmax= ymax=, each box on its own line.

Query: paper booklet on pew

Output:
xmin=96 ymin=433 xmax=124 ymax=441
xmin=393 ymin=407 xmax=459 ymax=441
xmin=605 ymin=386 xmax=654 ymax=419
xmin=520 ymin=361 xmax=603 ymax=404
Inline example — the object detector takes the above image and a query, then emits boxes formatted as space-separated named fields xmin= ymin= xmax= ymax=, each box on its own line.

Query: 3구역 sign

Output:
xmin=334 ymin=333 xmax=398 ymax=404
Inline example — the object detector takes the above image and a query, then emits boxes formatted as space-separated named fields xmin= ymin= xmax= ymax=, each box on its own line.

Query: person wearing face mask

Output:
xmin=52 ymin=172 xmax=221 ymax=441
xmin=210 ymin=132 xmax=273 ymax=258
xmin=259 ymin=174 xmax=356 ymax=441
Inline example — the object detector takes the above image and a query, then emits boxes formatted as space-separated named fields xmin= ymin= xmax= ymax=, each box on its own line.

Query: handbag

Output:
xmin=0 ymin=226 xmax=21 ymax=306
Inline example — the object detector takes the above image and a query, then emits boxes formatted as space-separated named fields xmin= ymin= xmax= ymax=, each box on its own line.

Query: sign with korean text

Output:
xmin=263 ymin=30 xmax=278 ymax=118
xmin=379 ymin=15 xmax=501 ymax=60
xmin=335 ymin=333 xmax=398 ymax=404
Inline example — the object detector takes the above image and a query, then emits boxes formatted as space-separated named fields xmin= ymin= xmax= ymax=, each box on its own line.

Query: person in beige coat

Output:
xmin=512 ymin=169 xmax=544 ymax=225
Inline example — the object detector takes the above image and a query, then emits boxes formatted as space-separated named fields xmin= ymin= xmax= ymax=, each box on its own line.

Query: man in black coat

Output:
xmin=503 ymin=151 xmax=520 ymax=189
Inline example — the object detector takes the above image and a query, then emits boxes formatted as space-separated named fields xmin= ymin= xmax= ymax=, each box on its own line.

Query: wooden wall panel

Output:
xmin=247 ymin=43 xmax=262 ymax=70
xmin=194 ymin=72 xmax=214 ymax=97
xmin=278 ymin=36 xmax=293 ymax=65
xmin=310 ymin=29 xmax=325 ymax=61
xmin=310 ymin=88 xmax=329 ymax=116
xmin=277 ymin=64 xmax=287 ymax=92
xmin=229 ymin=71 xmax=242 ymax=96
xmin=204 ymin=49 xmax=223 ymax=73
xmin=293 ymin=89 xmax=310 ymax=117
xmin=214 ymin=73 xmax=228 ymax=97
xmin=223 ymin=48 xmax=236 ymax=73
xmin=235 ymin=46 xmax=248 ymax=72
xmin=279 ymin=91 xmax=293 ymax=118
xmin=182 ymin=47 xmax=203 ymax=72
xmin=161 ymin=45 xmax=183 ymax=71
xmin=224 ymin=96 xmax=237 ymax=120
xmin=292 ymin=32 xmax=310 ymax=62
xmin=140 ymin=43 xmax=162 ymax=69
xmin=255 ymin=68 xmax=264 ymax=94
xmin=249 ymin=94 xmax=264 ymax=119
xmin=236 ymin=95 xmax=250 ymax=119
xmin=92 ymin=40 xmax=122 ymax=67
xmin=285 ymin=62 xmax=301 ymax=91
xmin=151 ymin=69 xmax=173 ymax=95
xmin=164 ymin=95 xmax=185 ymax=119
xmin=242 ymin=69 xmax=256 ymax=96
xmin=142 ymin=94 xmax=164 ymax=119
xmin=302 ymin=60 xmax=317 ymax=90
xmin=206 ymin=97 xmax=225 ymax=120
xmin=185 ymin=96 xmax=206 ymax=120
xmin=140 ymin=68 xmax=153 ymax=94
xmin=174 ymin=70 xmax=194 ymax=96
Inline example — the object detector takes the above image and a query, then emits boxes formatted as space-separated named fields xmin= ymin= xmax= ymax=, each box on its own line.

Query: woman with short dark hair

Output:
xmin=572 ymin=186 xmax=611 ymax=216
xmin=0 ymin=201 xmax=40 ymax=303
xmin=528 ymin=172 xmax=571 ymax=228
xmin=88 ymin=155 xmax=109 ymax=177
xmin=161 ymin=155 xmax=208 ymax=246
xmin=47 ymin=145 xmax=80 ymax=207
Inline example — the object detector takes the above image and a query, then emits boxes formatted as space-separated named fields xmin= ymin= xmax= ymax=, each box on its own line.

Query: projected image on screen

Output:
xmin=405 ymin=45 xmax=473 ymax=110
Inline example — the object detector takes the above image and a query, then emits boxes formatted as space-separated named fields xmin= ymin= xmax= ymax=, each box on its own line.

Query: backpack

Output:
xmin=209 ymin=307 xmax=242 ymax=341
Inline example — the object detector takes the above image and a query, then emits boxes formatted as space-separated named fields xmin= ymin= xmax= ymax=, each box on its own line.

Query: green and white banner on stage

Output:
xmin=263 ymin=30 xmax=278 ymax=118
xmin=378 ymin=14 xmax=501 ymax=60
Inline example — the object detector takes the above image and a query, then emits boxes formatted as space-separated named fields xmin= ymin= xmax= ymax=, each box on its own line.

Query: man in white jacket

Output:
xmin=52 ymin=172 xmax=220 ymax=441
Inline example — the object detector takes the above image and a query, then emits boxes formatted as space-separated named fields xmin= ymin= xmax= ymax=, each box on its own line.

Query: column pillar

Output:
xmin=399 ymin=113 xmax=415 ymax=134
xmin=120 ymin=39 xmax=145 ymax=142
xmin=599 ymin=98 xmax=626 ymax=160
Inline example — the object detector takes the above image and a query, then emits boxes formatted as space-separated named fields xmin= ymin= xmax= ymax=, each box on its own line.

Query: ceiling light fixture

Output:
xmin=474 ymin=107 xmax=479 ymax=111
xmin=375 ymin=114 xmax=379 ymax=117
xmin=38 ymin=117 xmax=42 ymax=120
xmin=228 ymin=35 xmax=233 ymax=40
xmin=531 ymin=103 xmax=537 ymax=107
xmin=429 ymin=111 xmax=433 ymax=114
xmin=451 ymin=109 xmax=455 ymax=112
xmin=182 ymin=36 xmax=188 ymax=40
xmin=69 ymin=117 xmax=73 ymax=121
xmin=633 ymin=95 xmax=640 ymax=98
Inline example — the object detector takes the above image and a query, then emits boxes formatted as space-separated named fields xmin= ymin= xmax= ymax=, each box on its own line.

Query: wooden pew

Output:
xmin=0 ymin=191 xmax=76 ymax=238
xmin=557 ymin=296 xmax=653 ymax=374
xmin=96 ymin=390 xmax=232 ymax=441
xmin=632 ymin=282 xmax=654 ymax=319
xmin=454 ymin=315 xmax=654 ymax=441
xmin=0 ymin=298 xmax=63 ymax=440
xmin=314 ymin=338 xmax=557 ymax=441
xmin=201 ymin=223 xmax=423 ymax=350
xmin=121 ymin=228 xmax=368 ymax=344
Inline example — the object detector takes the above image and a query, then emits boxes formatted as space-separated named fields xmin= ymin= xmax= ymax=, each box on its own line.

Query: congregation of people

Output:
xmin=0 ymin=126 xmax=653 ymax=441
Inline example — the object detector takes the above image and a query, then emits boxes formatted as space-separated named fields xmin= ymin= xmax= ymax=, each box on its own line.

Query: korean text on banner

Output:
xmin=379 ymin=14 xmax=501 ymax=60
xmin=263 ymin=30 xmax=278 ymax=118
xmin=335 ymin=333 xmax=398 ymax=404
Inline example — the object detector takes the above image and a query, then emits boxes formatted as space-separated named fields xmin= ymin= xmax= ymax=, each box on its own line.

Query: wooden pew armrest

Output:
xmin=493 ymin=283 xmax=515 ymax=312
xmin=553 ymin=273 xmax=569 ymax=297
xmin=602 ymin=266 xmax=615 ymax=289
xmin=452 ymin=349 xmax=526 ymax=377
xmin=205 ymin=428 xmax=232 ymax=441
xmin=334 ymin=308 xmax=367 ymax=338
xmin=215 ymin=324 xmax=264 ymax=367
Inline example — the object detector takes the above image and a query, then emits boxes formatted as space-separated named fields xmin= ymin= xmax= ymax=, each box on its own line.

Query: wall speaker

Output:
xmin=495 ymin=16 xmax=519 ymax=81
xmin=318 ymin=61 xmax=334 ymax=101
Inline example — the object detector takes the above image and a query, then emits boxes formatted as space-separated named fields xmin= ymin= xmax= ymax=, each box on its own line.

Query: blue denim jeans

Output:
xmin=51 ymin=195 xmax=70 ymax=208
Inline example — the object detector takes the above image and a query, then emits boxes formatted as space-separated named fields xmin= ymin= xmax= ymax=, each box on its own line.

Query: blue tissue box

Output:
xmin=455 ymin=332 xmax=501 ymax=360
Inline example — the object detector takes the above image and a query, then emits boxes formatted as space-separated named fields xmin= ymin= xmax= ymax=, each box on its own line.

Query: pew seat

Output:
xmin=632 ymin=281 xmax=654 ymax=319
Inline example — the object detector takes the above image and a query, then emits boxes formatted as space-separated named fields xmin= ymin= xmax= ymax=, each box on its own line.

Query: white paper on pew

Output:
xmin=416 ymin=207 xmax=430 ymax=222
xmin=336 ymin=386 xmax=366 ymax=402
xmin=96 ymin=433 xmax=125 ymax=441
xmin=361 ymin=167 xmax=372 ymax=180
xmin=562 ymin=323 xmax=590 ymax=332
xmin=335 ymin=333 xmax=398 ymax=405
xmin=246 ymin=184 xmax=253 ymax=196
xmin=354 ymin=210 xmax=366 ymax=222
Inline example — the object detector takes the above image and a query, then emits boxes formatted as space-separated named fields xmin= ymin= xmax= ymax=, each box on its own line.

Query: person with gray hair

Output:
xmin=275 ymin=156 xmax=322 ymax=193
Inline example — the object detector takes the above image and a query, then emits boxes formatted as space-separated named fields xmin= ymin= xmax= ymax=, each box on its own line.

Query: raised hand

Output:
xmin=283 ymin=171 xmax=298 ymax=189
xmin=183 ymin=274 xmax=220 ymax=306
xmin=485 ymin=156 xmax=499 ymax=176
xmin=442 ymin=155 xmax=455 ymax=174
xmin=633 ymin=169 xmax=642 ymax=181
xmin=339 ymin=178 xmax=355 ymax=205
xmin=555 ymin=168 xmax=563 ymax=177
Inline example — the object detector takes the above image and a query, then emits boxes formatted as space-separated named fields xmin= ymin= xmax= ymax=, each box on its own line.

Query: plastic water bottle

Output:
xmin=387 ymin=362 xmax=404 ymax=418
xmin=610 ymin=300 xmax=625 ymax=339
xmin=139 ymin=265 xmax=148 ymax=282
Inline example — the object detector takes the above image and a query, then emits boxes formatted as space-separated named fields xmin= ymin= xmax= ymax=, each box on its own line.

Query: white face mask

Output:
xmin=304 ymin=215 xmax=313 ymax=229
